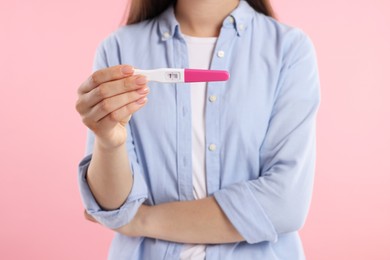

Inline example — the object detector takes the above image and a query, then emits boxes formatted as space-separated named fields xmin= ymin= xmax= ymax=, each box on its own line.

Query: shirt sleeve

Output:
xmin=213 ymin=31 xmax=321 ymax=244
xmin=77 ymin=41 xmax=149 ymax=229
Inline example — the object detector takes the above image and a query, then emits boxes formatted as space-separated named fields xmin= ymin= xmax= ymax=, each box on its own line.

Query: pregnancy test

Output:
xmin=133 ymin=68 xmax=229 ymax=83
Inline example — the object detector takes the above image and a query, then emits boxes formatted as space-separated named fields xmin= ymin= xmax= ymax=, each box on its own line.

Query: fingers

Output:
xmin=85 ymin=87 xmax=149 ymax=123
xmin=106 ymin=96 xmax=147 ymax=123
xmin=75 ymin=65 xmax=149 ymax=141
xmin=96 ymin=96 xmax=148 ymax=131
xmin=79 ymin=75 xmax=148 ymax=112
xmin=78 ymin=65 xmax=134 ymax=94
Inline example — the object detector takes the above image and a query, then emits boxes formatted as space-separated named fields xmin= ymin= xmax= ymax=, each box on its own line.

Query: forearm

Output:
xmin=87 ymin=140 xmax=133 ymax=210
xmin=119 ymin=197 xmax=244 ymax=244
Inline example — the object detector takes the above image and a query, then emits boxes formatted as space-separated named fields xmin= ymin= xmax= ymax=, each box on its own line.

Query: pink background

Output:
xmin=0 ymin=0 xmax=389 ymax=259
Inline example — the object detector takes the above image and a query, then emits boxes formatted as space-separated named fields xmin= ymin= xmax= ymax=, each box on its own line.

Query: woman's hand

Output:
xmin=75 ymin=65 xmax=149 ymax=150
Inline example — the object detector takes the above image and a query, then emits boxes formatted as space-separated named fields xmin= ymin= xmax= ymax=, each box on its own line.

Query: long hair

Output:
xmin=126 ymin=0 xmax=275 ymax=25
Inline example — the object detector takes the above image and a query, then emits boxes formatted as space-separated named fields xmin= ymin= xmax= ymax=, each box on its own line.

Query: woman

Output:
xmin=76 ymin=0 xmax=320 ymax=259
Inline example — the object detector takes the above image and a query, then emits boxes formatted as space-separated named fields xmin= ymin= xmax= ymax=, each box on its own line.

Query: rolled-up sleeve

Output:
xmin=214 ymin=32 xmax=321 ymax=244
xmin=77 ymin=40 xmax=149 ymax=229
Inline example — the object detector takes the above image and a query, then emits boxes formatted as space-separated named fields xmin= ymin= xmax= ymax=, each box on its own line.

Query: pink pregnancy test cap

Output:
xmin=184 ymin=69 xmax=230 ymax=83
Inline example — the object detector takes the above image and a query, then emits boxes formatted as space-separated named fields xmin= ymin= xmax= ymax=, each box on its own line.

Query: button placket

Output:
xmin=173 ymin=34 xmax=193 ymax=201
xmin=205 ymin=26 xmax=237 ymax=195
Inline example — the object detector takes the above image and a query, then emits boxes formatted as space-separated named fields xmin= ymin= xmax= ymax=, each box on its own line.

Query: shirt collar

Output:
xmin=157 ymin=0 xmax=255 ymax=40
xmin=227 ymin=0 xmax=256 ymax=36
xmin=158 ymin=4 xmax=179 ymax=41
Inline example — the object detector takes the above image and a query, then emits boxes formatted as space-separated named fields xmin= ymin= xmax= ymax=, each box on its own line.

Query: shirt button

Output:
xmin=163 ymin=31 xmax=170 ymax=39
xmin=217 ymin=50 xmax=225 ymax=58
xmin=228 ymin=16 xmax=234 ymax=24
xmin=209 ymin=95 xmax=217 ymax=102
xmin=238 ymin=24 xmax=245 ymax=31
xmin=208 ymin=144 xmax=217 ymax=151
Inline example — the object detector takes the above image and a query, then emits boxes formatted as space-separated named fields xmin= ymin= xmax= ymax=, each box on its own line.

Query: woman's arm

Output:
xmin=77 ymin=65 xmax=149 ymax=210
xmin=87 ymin=142 xmax=133 ymax=210
xmin=115 ymin=197 xmax=244 ymax=244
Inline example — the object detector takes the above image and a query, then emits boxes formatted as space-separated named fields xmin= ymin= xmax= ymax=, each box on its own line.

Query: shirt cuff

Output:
xmin=78 ymin=154 xmax=148 ymax=229
xmin=213 ymin=181 xmax=278 ymax=244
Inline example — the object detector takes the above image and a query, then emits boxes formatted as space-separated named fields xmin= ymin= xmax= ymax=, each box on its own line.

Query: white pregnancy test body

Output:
xmin=133 ymin=68 xmax=230 ymax=83
xmin=134 ymin=68 xmax=185 ymax=83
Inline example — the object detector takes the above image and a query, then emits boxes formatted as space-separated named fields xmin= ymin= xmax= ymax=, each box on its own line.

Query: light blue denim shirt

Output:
xmin=78 ymin=1 xmax=320 ymax=259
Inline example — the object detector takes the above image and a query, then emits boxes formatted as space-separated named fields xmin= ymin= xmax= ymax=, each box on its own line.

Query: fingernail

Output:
xmin=135 ymin=76 xmax=147 ymax=85
xmin=137 ymin=97 xmax=147 ymax=104
xmin=121 ymin=65 xmax=133 ymax=75
xmin=137 ymin=87 xmax=149 ymax=94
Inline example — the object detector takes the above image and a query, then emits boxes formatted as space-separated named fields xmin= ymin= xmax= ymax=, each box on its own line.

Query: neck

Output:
xmin=175 ymin=0 xmax=240 ymax=37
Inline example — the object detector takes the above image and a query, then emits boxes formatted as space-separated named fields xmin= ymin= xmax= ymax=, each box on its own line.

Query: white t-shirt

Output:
xmin=179 ymin=34 xmax=217 ymax=260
